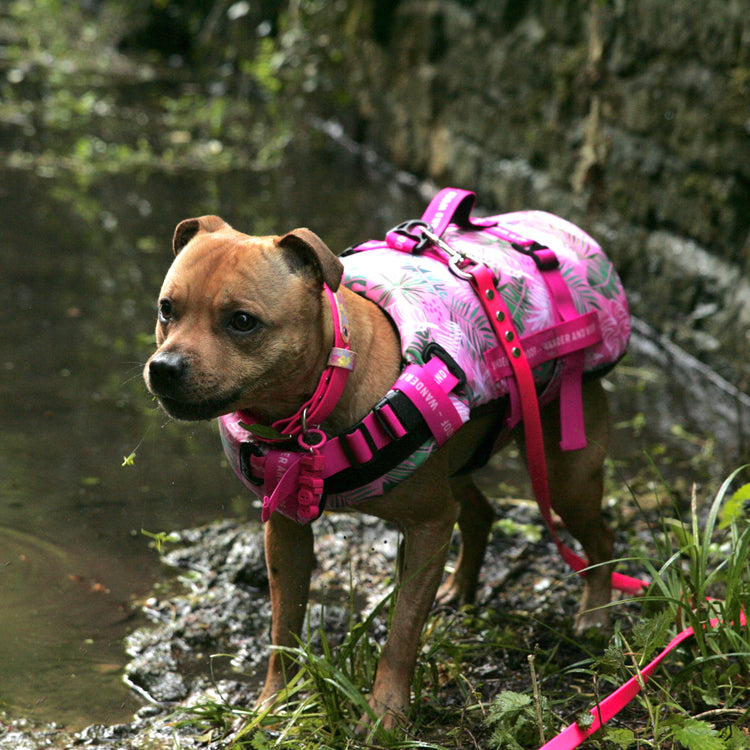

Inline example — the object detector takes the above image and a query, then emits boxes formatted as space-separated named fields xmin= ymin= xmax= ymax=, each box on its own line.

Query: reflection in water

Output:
xmin=0 ymin=526 xmax=141 ymax=725
xmin=0 ymin=133 xmax=735 ymax=728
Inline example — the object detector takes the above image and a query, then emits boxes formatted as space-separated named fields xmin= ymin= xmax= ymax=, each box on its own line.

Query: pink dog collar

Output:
xmin=230 ymin=284 xmax=356 ymax=523
xmin=235 ymin=284 xmax=356 ymax=442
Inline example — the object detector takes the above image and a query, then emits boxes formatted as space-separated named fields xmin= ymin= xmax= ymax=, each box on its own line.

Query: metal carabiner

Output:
xmin=419 ymin=225 xmax=478 ymax=280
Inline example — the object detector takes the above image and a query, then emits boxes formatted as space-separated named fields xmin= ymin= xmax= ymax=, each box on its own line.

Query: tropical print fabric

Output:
xmin=343 ymin=210 xmax=630 ymax=409
xmin=321 ymin=210 xmax=630 ymax=510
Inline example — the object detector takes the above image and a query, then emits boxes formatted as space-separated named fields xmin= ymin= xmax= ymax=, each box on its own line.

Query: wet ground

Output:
xmin=1 ymin=18 xmax=748 ymax=744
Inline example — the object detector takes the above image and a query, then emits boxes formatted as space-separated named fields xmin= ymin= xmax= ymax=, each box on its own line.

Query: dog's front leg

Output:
xmin=256 ymin=512 xmax=314 ymax=708
xmin=363 ymin=479 xmax=460 ymax=731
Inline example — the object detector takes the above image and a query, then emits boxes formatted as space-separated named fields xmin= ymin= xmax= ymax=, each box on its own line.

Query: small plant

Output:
xmin=486 ymin=688 xmax=553 ymax=750
xmin=642 ymin=468 xmax=750 ymax=701
xmin=141 ymin=528 xmax=180 ymax=552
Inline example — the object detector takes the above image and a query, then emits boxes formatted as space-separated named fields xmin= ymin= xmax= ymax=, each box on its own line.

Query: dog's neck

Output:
xmin=237 ymin=284 xmax=401 ymax=440
xmin=319 ymin=285 xmax=401 ymax=435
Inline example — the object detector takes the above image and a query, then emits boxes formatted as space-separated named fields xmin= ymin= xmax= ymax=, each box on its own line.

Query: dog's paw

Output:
xmin=354 ymin=695 xmax=407 ymax=740
xmin=435 ymin=574 xmax=477 ymax=610
xmin=434 ymin=580 xmax=461 ymax=609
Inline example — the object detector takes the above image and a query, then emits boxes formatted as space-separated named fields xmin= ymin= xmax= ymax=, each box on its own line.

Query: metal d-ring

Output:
xmin=299 ymin=407 xmax=326 ymax=452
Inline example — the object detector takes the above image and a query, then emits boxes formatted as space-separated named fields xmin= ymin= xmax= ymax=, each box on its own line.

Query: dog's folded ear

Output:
xmin=276 ymin=228 xmax=344 ymax=291
xmin=173 ymin=216 xmax=229 ymax=255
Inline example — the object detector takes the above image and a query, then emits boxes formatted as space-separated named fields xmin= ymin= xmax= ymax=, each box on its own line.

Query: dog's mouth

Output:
xmin=154 ymin=391 xmax=241 ymax=422
xmin=145 ymin=352 xmax=243 ymax=421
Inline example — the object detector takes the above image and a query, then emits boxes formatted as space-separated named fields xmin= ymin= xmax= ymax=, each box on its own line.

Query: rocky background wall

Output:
xmin=284 ymin=0 xmax=750 ymax=394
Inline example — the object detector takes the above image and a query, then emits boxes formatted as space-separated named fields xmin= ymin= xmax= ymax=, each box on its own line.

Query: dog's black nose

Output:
xmin=148 ymin=351 xmax=187 ymax=391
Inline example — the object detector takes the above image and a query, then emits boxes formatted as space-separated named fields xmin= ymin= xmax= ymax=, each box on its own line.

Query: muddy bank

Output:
xmin=0 ymin=499 xmax=631 ymax=749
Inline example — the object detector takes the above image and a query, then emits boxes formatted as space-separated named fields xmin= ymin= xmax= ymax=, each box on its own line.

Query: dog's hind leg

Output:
xmin=539 ymin=378 xmax=614 ymax=633
xmin=435 ymin=475 xmax=495 ymax=607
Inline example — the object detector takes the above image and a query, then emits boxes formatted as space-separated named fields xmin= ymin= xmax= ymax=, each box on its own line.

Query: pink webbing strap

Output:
xmin=317 ymin=356 xmax=462 ymax=479
xmin=541 ymin=607 xmax=748 ymax=750
xmin=468 ymin=263 xmax=646 ymax=596
xmin=385 ymin=188 xmax=495 ymax=254
xmin=485 ymin=313 xmax=600 ymax=384
xmin=484 ymin=225 xmax=589 ymax=450
xmin=535 ymin=263 xmax=588 ymax=451
xmin=418 ymin=193 xmax=592 ymax=450
xmin=255 ymin=356 xmax=463 ymax=522
xmin=392 ymin=357 xmax=464 ymax=446
xmin=419 ymin=188 xmax=496 ymax=235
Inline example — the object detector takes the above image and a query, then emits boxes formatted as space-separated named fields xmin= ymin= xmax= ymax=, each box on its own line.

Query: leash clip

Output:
xmin=419 ymin=225 xmax=481 ymax=280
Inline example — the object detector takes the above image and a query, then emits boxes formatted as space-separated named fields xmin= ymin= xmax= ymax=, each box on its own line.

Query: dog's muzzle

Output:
xmin=145 ymin=351 xmax=242 ymax=421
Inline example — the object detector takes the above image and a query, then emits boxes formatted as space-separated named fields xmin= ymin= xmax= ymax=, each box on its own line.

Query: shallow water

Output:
xmin=0 ymin=146 xmax=430 ymax=727
xmin=0 ymin=122 xmax=744 ymax=730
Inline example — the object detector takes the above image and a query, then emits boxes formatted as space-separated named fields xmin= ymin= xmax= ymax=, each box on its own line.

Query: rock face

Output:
xmin=301 ymin=0 xmax=750 ymax=390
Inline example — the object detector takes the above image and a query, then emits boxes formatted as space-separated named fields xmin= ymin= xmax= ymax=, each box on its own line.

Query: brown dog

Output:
xmin=144 ymin=216 xmax=615 ymax=730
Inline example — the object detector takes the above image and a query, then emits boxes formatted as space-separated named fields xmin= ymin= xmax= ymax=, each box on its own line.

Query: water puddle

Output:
xmin=0 ymin=525 xmax=143 ymax=726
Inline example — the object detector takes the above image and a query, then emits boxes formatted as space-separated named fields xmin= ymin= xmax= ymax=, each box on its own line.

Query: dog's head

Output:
xmin=143 ymin=216 xmax=343 ymax=422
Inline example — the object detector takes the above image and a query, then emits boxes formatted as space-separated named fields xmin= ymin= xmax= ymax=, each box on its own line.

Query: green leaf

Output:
xmin=240 ymin=422 xmax=292 ymax=441
xmin=141 ymin=528 xmax=179 ymax=553
xmin=602 ymin=727 xmax=638 ymax=749
xmin=488 ymin=690 xmax=534 ymax=720
xmin=671 ymin=718 xmax=725 ymax=750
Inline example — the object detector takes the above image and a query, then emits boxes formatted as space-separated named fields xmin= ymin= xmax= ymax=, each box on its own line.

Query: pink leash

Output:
xmin=413 ymin=208 xmax=647 ymax=598
xmin=540 ymin=607 xmax=748 ymax=750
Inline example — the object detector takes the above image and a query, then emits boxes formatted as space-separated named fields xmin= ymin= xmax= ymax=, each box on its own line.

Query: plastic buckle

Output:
xmin=512 ymin=241 xmax=559 ymax=271
xmin=239 ymin=442 xmax=265 ymax=486
xmin=371 ymin=399 xmax=408 ymax=442
xmin=423 ymin=342 xmax=467 ymax=389
xmin=386 ymin=219 xmax=431 ymax=252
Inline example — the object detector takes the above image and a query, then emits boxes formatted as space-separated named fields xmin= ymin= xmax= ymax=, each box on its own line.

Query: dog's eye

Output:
xmin=158 ymin=299 xmax=174 ymax=322
xmin=228 ymin=311 xmax=258 ymax=333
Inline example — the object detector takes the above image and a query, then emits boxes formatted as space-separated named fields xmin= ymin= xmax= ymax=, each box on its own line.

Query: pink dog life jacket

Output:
xmin=218 ymin=191 xmax=630 ymax=522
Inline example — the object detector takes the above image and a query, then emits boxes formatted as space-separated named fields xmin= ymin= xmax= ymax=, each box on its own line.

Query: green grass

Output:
xmin=170 ymin=466 xmax=750 ymax=749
